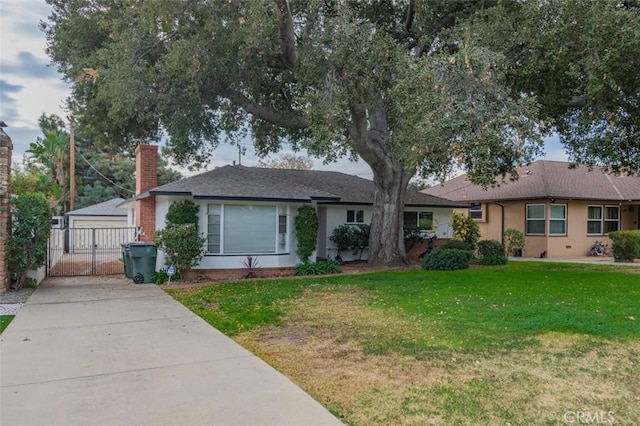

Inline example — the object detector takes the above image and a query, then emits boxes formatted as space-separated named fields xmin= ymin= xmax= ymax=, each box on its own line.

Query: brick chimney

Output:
xmin=135 ymin=144 xmax=158 ymax=242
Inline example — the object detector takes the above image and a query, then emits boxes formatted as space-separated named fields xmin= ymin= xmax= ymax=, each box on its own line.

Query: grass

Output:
xmin=168 ymin=262 xmax=640 ymax=425
xmin=0 ymin=315 xmax=14 ymax=334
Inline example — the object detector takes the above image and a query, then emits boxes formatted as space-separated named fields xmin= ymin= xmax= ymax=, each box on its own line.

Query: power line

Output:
xmin=77 ymin=150 xmax=135 ymax=194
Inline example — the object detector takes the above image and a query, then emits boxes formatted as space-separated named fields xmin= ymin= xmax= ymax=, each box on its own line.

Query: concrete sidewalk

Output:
xmin=1 ymin=277 xmax=342 ymax=426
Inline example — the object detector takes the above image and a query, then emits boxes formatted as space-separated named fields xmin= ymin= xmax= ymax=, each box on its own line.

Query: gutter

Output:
xmin=495 ymin=202 xmax=505 ymax=245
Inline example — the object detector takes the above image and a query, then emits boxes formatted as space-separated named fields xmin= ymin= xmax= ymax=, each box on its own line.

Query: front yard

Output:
xmin=168 ymin=262 xmax=640 ymax=425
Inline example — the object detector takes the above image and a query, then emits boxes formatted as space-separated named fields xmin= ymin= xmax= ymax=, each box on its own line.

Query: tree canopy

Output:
xmin=16 ymin=114 xmax=182 ymax=211
xmin=43 ymin=0 xmax=640 ymax=265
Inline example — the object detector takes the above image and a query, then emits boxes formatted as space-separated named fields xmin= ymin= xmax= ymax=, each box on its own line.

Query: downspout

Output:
xmin=495 ymin=202 xmax=505 ymax=245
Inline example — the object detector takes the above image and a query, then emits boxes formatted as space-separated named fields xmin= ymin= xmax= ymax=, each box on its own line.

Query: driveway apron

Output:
xmin=1 ymin=277 xmax=342 ymax=426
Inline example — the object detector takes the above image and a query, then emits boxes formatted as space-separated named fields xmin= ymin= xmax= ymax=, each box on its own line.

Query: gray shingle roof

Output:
xmin=423 ymin=160 xmax=640 ymax=202
xmin=148 ymin=165 xmax=466 ymax=207
xmin=65 ymin=198 xmax=127 ymax=217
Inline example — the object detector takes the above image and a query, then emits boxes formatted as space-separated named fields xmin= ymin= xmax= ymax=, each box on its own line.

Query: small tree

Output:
xmin=154 ymin=223 xmax=206 ymax=278
xmin=294 ymin=205 xmax=318 ymax=262
xmin=450 ymin=213 xmax=480 ymax=249
xmin=9 ymin=193 xmax=52 ymax=289
xmin=165 ymin=199 xmax=199 ymax=230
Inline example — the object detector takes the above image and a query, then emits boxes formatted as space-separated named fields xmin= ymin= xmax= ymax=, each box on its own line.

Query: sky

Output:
xmin=0 ymin=0 xmax=568 ymax=182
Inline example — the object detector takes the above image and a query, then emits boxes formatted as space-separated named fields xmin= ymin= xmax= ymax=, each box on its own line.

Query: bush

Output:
xmin=450 ymin=212 xmax=480 ymax=249
xmin=329 ymin=224 xmax=370 ymax=259
xmin=608 ymin=230 xmax=640 ymax=262
xmin=422 ymin=249 xmax=471 ymax=271
xmin=154 ymin=223 xmax=206 ymax=278
xmin=165 ymin=199 xmax=199 ymax=230
xmin=294 ymin=206 xmax=319 ymax=262
xmin=440 ymin=239 xmax=473 ymax=252
xmin=504 ymin=228 xmax=525 ymax=256
xmin=477 ymin=240 xmax=508 ymax=265
xmin=8 ymin=193 xmax=52 ymax=289
xmin=295 ymin=260 xmax=341 ymax=276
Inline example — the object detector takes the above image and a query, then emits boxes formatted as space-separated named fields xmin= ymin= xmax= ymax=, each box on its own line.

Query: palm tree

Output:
xmin=27 ymin=130 xmax=70 ymax=213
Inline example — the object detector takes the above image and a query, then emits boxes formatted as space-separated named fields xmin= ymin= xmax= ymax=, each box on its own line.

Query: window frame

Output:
xmin=346 ymin=209 xmax=365 ymax=224
xmin=586 ymin=205 xmax=620 ymax=235
xmin=207 ymin=203 xmax=289 ymax=255
xmin=403 ymin=211 xmax=435 ymax=230
xmin=587 ymin=205 xmax=603 ymax=236
xmin=469 ymin=203 xmax=483 ymax=221
xmin=604 ymin=205 xmax=620 ymax=234
xmin=549 ymin=204 xmax=567 ymax=236
xmin=525 ymin=204 xmax=546 ymax=236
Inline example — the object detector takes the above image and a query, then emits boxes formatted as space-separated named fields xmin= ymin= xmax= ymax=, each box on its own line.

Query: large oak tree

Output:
xmin=44 ymin=0 xmax=640 ymax=265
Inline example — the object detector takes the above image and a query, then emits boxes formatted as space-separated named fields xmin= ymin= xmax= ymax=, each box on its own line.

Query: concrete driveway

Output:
xmin=1 ymin=277 xmax=342 ymax=426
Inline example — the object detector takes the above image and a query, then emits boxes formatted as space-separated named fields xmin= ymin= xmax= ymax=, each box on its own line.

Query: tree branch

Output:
xmin=273 ymin=0 xmax=298 ymax=70
xmin=215 ymin=83 xmax=309 ymax=130
xmin=404 ymin=0 xmax=415 ymax=34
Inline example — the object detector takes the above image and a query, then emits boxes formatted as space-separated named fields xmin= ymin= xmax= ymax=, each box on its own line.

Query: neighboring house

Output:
xmin=422 ymin=160 xmax=640 ymax=258
xmin=65 ymin=198 xmax=128 ymax=229
xmin=123 ymin=145 xmax=467 ymax=274
xmin=64 ymin=198 xmax=131 ymax=252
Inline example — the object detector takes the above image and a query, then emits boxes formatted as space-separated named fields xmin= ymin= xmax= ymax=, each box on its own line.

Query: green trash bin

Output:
xmin=121 ymin=243 xmax=134 ymax=278
xmin=128 ymin=242 xmax=157 ymax=284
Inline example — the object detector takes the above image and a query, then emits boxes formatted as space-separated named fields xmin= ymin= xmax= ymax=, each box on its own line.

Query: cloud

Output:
xmin=2 ymin=126 xmax=41 ymax=159
xmin=2 ymin=51 xmax=62 ymax=80
xmin=0 ymin=80 xmax=24 ymax=124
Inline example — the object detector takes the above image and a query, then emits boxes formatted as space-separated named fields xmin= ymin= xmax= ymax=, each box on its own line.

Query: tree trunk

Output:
xmin=368 ymin=164 xmax=412 ymax=266
xmin=348 ymin=99 xmax=412 ymax=266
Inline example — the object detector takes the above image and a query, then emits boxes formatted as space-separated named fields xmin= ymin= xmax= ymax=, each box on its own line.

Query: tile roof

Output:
xmin=147 ymin=165 xmax=466 ymax=207
xmin=423 ymin=160 xmax=640 ymax=202
xmin=65 ymin=198 xmax=127 ymax=217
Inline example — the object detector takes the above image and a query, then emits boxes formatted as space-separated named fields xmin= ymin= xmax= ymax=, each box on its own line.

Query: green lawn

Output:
xmin=0 ymin=315 xmax=14 ymax=334
xmin=168 ymin=262 xmax=640 ymax=425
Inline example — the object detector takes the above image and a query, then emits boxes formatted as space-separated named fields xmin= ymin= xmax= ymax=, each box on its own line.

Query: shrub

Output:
xmin=8 ymin=193 xmax=52 ymax=289
xmin=295 ymin=260 xmax=341 ymax=276
xmin=294 ymin=205 xmax=319 ymax=262
xmin=152 ymin=268 xmax=181 ymax=284
xmin=477 ymin=240 xmax=508 ymax=265
xmin=439 ymin=239 xmax=473 ymax=252
xmin=608 ymin=230 xmax=640 ymax=262
xmin=404 ymin=226 xmax=426 ymax=252
xmin=504 ymin=228 xmax=525 ymax=256
xmin=329 ymin=224 xmax=370 ymax=259
xmin=154 ymin=223 xmax=206 ymax=278
xmin=450 ymin=212 xmax=480 ymax=249
xmin=422 ymin=249 xmax=471 ymax=270
xmin=165 ymin=199 xmax=199 ymax=230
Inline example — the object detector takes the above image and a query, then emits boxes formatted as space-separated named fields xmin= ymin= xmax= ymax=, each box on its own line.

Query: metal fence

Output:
xmin=47 ymin=227 xmax=137 ymax=276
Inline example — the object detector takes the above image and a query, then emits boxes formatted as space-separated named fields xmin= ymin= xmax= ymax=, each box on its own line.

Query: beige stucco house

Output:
xmin=423 ymin=160 xmax=640 ymax=258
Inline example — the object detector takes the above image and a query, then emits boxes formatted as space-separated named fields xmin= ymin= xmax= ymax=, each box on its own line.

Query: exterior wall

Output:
xmin=154 ymin=196 xmax=305 ymax=271
xmin=0 ymin=129 xmax=12 ymax=292
xmin=323 ymin=205 xmax=373 ymax=262
xmin=468 ymin=199 xmax=640 ymax=258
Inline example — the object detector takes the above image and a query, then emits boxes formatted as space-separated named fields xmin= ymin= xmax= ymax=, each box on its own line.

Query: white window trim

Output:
xmin=587 ymin=205 xmax=603 ymax=236
xmin=207 ymin=203 xmax=288 ymax=255
xmin=469 ymin=203 xmax=483 ymax=221
xmin=586 ymin=205 xmax=620 ymax=236
xmin=549 ymin=204 xmax=567 ymax=236
xmin=346 ymin=209 xmax=365 ymax=224
xmin=604 ymin=205 xmax=620 ymax=235
xmin=525 ymin=203 xmax=546 ymax=236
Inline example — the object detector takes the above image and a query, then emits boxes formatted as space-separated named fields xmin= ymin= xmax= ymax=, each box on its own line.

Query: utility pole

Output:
xmin=68 ymin=116 xmax=76 ymax=212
